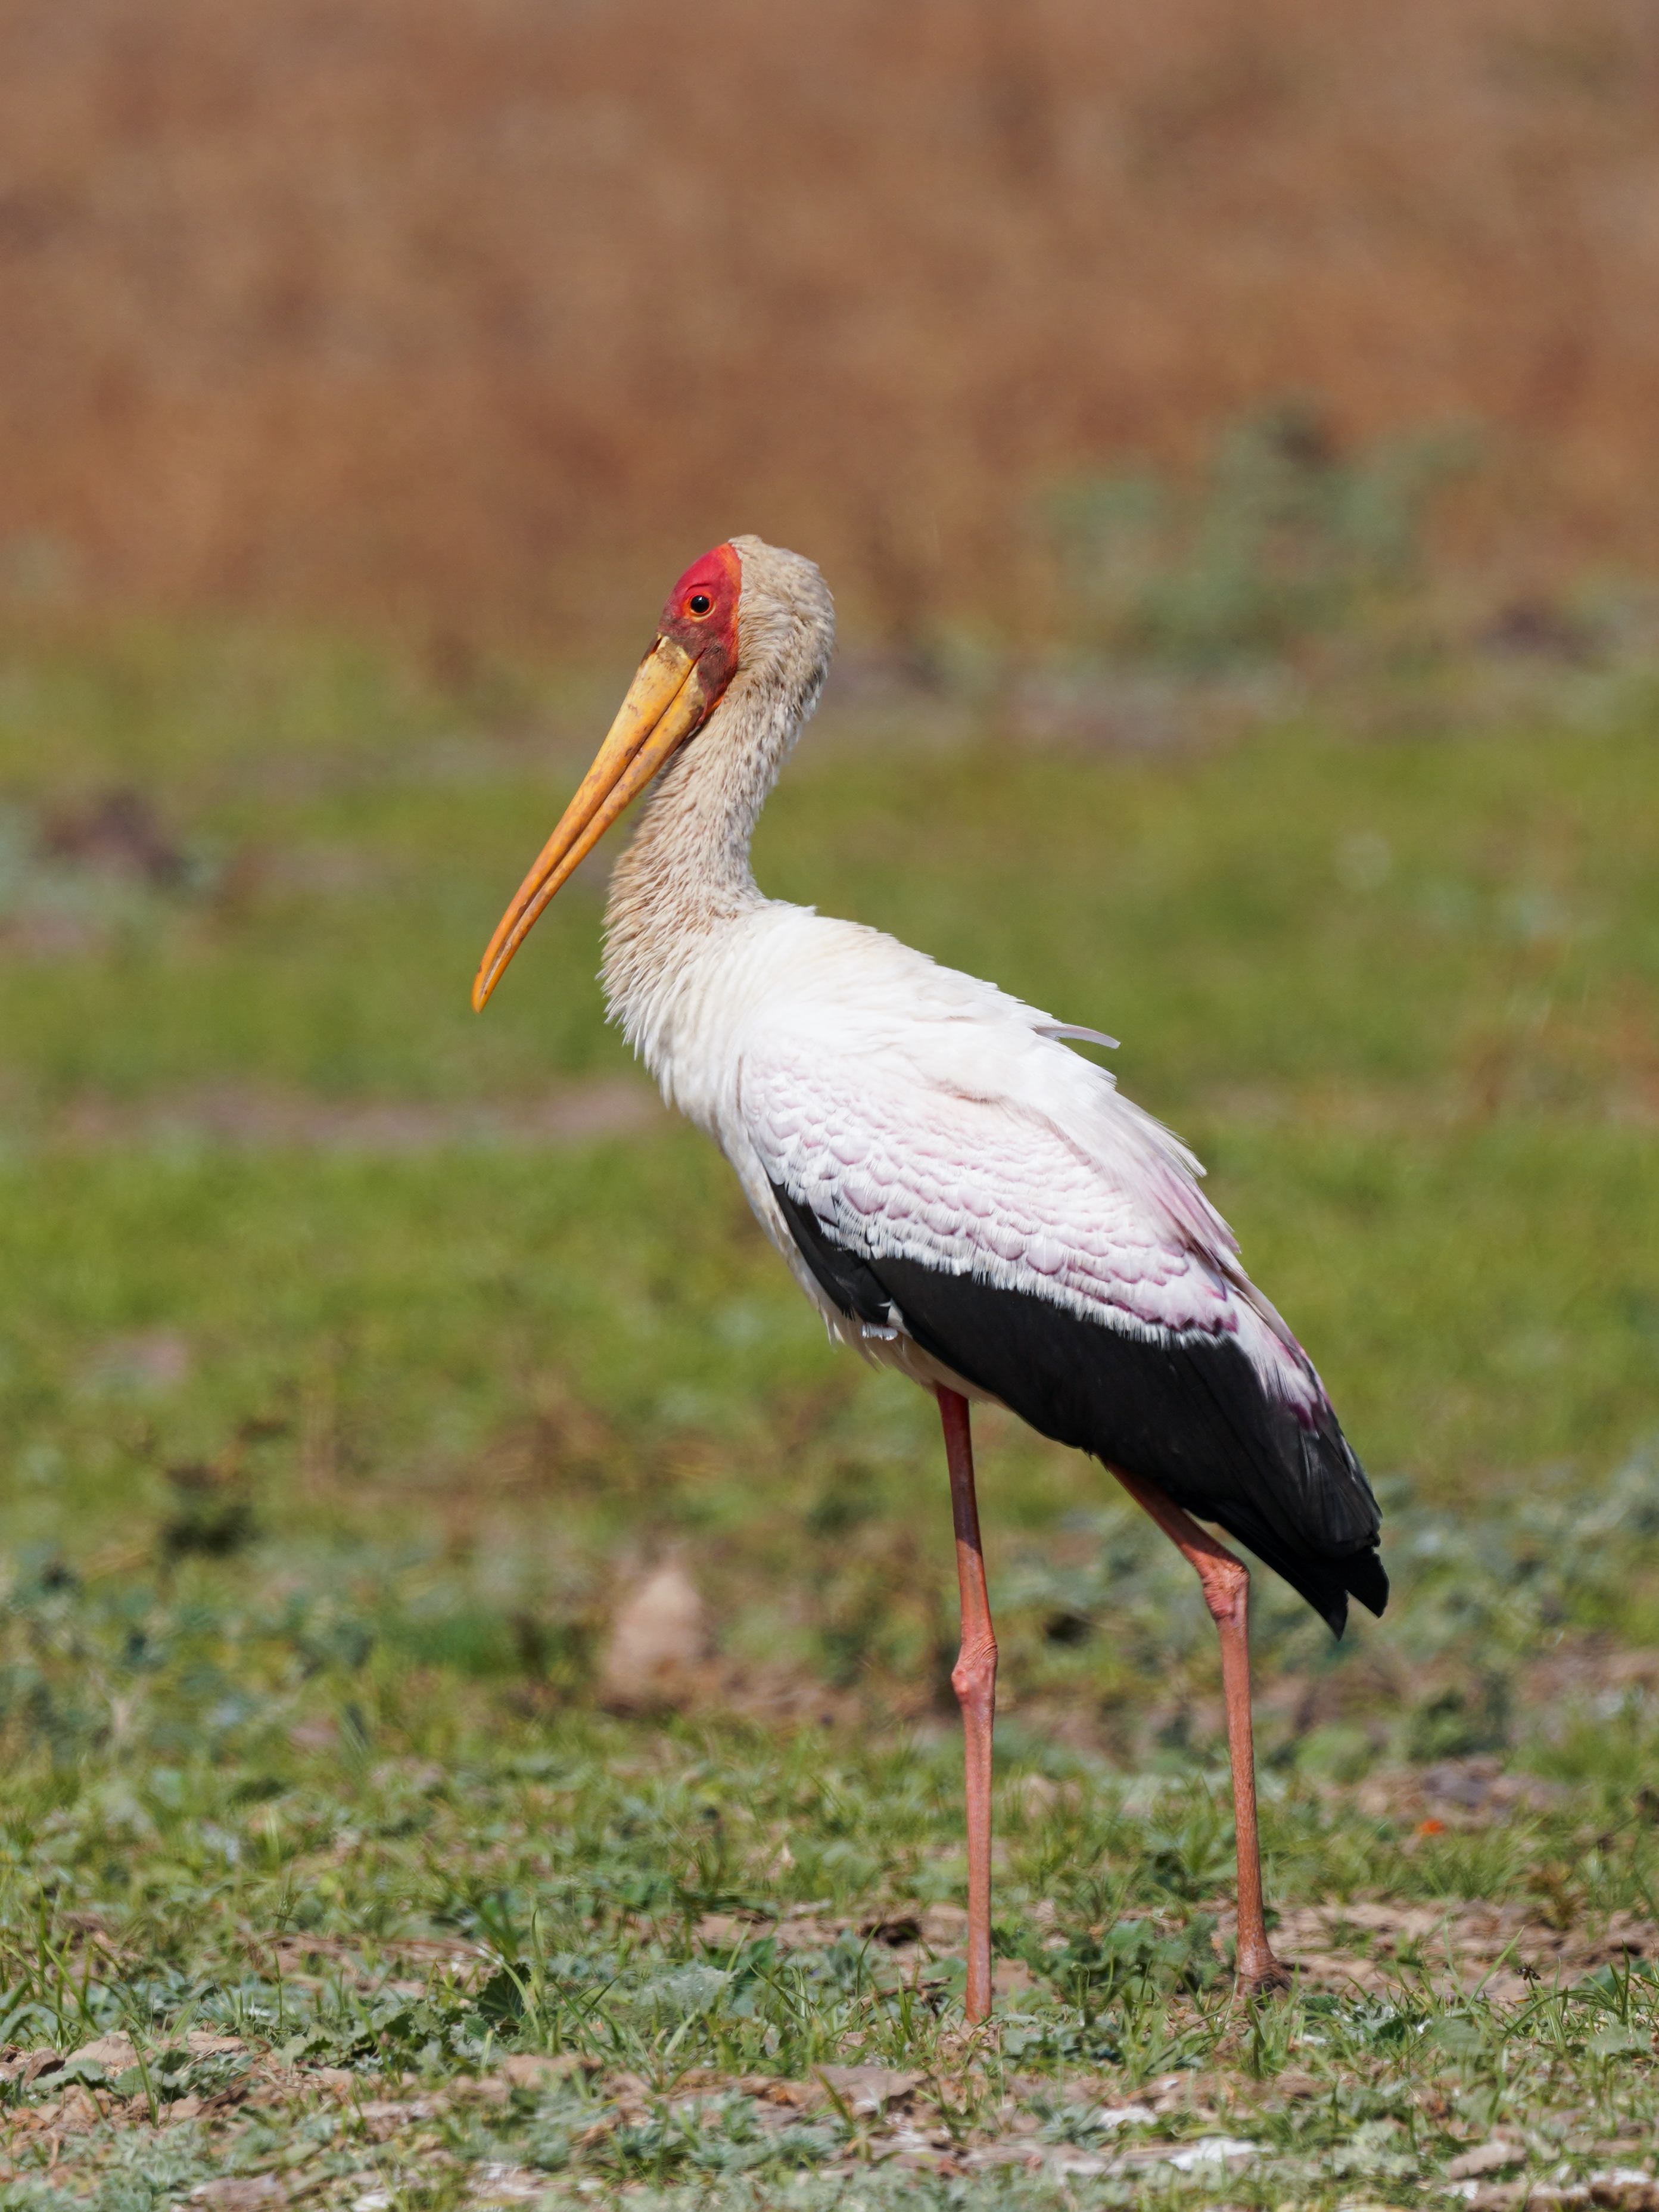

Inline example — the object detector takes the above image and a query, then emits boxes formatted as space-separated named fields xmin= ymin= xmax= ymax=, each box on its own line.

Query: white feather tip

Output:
xmin=1037 ymin=1022 xmax=1120 ymax=1052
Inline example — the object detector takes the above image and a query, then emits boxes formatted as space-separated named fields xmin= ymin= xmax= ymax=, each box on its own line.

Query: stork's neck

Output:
xmin=600 ymin=668 xmax=815 ymax=1084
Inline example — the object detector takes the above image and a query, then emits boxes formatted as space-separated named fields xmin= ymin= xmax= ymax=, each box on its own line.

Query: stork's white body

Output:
xmin=614 ymin=897 xmax=1325 ymax=1421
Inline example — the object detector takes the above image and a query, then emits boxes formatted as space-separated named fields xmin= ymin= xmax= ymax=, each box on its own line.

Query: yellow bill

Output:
xmin=472 ymin=636 xmax=712 ymax=1010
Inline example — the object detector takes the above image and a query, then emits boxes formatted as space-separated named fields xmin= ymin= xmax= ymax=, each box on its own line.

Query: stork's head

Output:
xmin=472 ymin=535 xmax=833 ymax=1008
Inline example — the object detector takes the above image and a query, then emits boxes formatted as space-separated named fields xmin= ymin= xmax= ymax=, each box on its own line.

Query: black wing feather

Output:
xmin=771 ymin=1179 xmax=1386 ymax=1637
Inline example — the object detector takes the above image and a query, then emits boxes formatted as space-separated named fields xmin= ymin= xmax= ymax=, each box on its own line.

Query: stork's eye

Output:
xmin=687 ymin=592 xmax=713 ymax=616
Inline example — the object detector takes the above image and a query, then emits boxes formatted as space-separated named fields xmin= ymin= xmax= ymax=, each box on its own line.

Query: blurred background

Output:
xmin=8 ymin=0 xmax=1659 ymax=643
xmin=1 ymin=0 xmax=1657 ymax=1790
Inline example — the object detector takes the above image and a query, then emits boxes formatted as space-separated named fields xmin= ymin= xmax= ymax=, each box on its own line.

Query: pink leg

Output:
xmin=1112 ymin=1467 xmax=1290 ymax=1993
xmin=936 ymin=1385 xmax=997 ymax=2024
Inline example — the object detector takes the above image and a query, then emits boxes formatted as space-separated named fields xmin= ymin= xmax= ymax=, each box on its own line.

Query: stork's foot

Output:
xmin=1237 ymin=1948 xmax=1294 ymax=1997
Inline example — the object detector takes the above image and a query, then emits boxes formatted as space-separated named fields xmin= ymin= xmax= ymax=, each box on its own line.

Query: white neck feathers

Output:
xmin=599 ymin=537 xmax=835 ymax=1077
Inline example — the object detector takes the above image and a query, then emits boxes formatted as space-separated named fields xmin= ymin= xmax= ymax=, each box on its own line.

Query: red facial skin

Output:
xmin=658 ymin=542 xmax=742 ymax=717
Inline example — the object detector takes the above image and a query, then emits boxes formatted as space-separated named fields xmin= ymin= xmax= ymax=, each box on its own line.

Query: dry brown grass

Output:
xmin=4 ymin=0 xmax=1659 ymax=640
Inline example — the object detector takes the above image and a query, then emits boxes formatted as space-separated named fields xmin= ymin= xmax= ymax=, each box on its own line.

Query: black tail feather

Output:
xmin=1202 ymin=1497 xmax=1389 ymax=1638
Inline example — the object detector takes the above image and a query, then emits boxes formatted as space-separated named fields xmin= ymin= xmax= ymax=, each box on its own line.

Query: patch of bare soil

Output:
xmin=690 ymin=1886 xmax=1659 ymax=2017
xmin=247 ymin=1931 xmax=493 ymax=1995
xmin=1276 ymin=1898 xmax=1659 ymax=2004
xmin=32 ymin=1078 xmax=664 ymax=1153
xmin=0 ymin=2042 xmax=1260 ymax=2189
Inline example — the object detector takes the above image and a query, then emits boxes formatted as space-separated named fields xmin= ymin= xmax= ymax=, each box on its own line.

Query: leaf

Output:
xmin=477 ymin=1962 xmax=531 ymax=2026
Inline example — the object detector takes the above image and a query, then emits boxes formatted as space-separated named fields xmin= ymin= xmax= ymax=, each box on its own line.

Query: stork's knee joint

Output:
xmin=1196 ymin=1553 xmax=1249 ymax=1626
xmin=951 ymin=1638 xmax=998 ymax=1710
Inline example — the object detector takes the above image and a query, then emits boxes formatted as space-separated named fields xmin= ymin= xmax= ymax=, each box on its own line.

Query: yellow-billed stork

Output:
xmin=474 ymin=536 xmax=1386 ymax=2013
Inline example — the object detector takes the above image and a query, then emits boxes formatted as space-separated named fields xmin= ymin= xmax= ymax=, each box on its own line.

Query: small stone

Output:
xmin=1274 ymin=2068 xmax=1321 ymax=2098
xmin=758 ymin=2080 xmax=821 ymax=2108
xmin=68 ymin=2029 xmax=239 ymax=2080
xmin=815 ymin=2065 xmax=920 ymax=2115
xmin=596 ymin=1563 xmax=705 ymax=1709
xmin=600 ymin=2071 xmax=650 ymax=2104
xmin=1588 ymin=2173 xmax=1659 ymax=2212
xmin=55 ymin=2085 xmax=104 ymax=2134
xmin=191 ymin=2180 xmax=288 ymax=2211
xmin=1157 ymin=2136 xmax=1258 ymax=2172
xmin=1449 ymin=2142 xmax=1526 ymax=2181
xmin=500 ymin=2054 xmax=581 ymax=2090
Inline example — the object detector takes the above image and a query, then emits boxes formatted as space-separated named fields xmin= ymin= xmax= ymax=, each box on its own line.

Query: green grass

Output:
xmin=1 ymin=620 xmax=1658 ymax=2202
xmin=4 ymin=1590 xmax=1659 ymax=2206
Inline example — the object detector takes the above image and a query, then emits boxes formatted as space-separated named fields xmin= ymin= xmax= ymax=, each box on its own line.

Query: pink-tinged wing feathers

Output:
xmin=742 ymin=1037 xmax=1323 ymax=1413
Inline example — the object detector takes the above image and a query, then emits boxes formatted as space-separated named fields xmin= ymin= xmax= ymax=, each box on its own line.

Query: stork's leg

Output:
xmin=1110 ymin=1468 xmax=1290 ymax=1994
xmin=936 ymin=1385 xmax=997 ymax=2024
